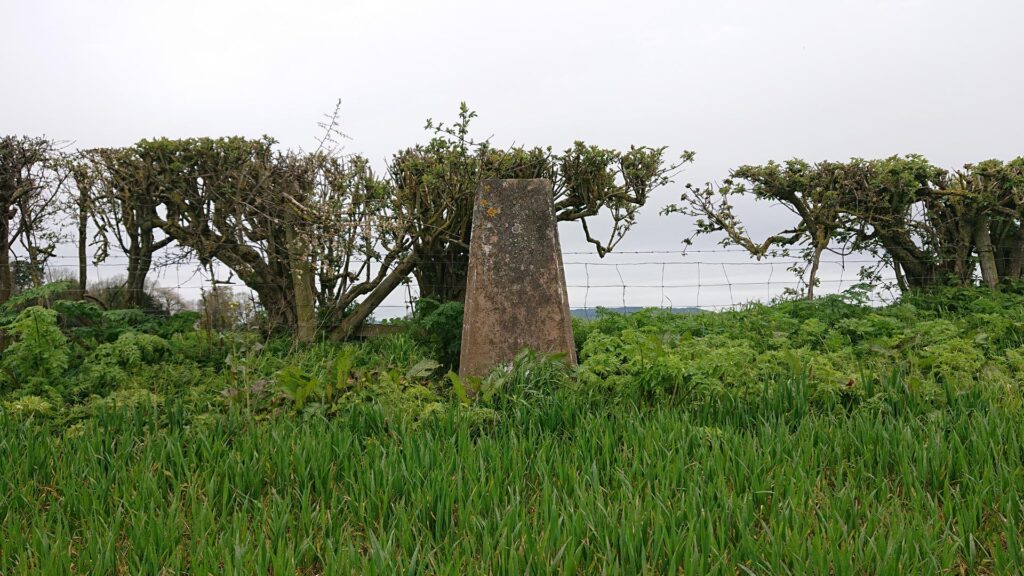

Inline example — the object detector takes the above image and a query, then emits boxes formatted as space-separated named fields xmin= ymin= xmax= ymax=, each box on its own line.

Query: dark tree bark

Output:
xmin=0 ymin=137 xmax=57 ymax=304
xmin=77 ymin=189 xmax=88 ymax=298
xmin=806 ymin=244 xmax=825 ymax=299
xmin=0 ymin=211 xmax=11 ymax=305
xmin=974 ymin=214 xmax=999 ymax=290
xmin=1005 ymin=225 xmax=1024 ymax=282
xmin=286 ymin=219 xmax=316 ymax=343
xmin=414 ymin=248 xmax=469 ymax=302
xmin=331 ymin=254 xmax=419 ymax=341
xmin=991 ymin=218 xmax=1024 ymax=283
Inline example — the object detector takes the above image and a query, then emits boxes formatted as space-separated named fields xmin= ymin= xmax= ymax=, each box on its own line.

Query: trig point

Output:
xmin=459 ymin=179 xmax=578 ymax=378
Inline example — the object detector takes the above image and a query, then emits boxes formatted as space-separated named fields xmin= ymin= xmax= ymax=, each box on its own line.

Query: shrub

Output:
xmin=167 ymin=331 xmax=232 ymax=368
xmin=0 ymin=281 xmax=78 ymax=324
xmin=919 ymin=338 xmax=986 ymax=383
xmin=407 ymin=298 xmax=464 ymax=369
xmin=2 ymin=395 xmax=55 ymax=418
xmin=87 ymin=388 xmax=163 ymax=413
xmin=76 ymin=332 xmax=172 ymax=396
xmin=156 ymin=311 xmax=202 ymax=338
xmin=89 ymin=332 xmax=170 ymax=368
xmin=1 ymin=306 xmax=70 ymax=396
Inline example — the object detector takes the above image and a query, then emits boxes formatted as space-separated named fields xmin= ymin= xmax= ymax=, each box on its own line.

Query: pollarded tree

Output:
xmin=67 ymin=159 xmax=95 ymax=297
xmin=391 ymin=104 xmax=690 ymax=302
xmin=131 ymin=137 xmax=426 ymax=341
xmin=390 ymin=126 xmax=550 ymax=302
xmin=944 ymin=158 xmax=1024 ymax=288
xmin=665 ymin=159 xmax=853 ymax=299
xmin=73 ymin=147 xmax=175 ymax=308
xmin=837 ymin=155 xmax=974 ymax=290
xmin=678 ymin=155 xmax=1022 ymax=294
xmin=0 ymin=136 xmax=67 ymax=304
xmin=279 ymin=148 xmax=426 ymax=342
xmin=984 ymin=158 xmax=1024 ymax=283
xmin=305 ymin=154 xmax=420 ymax=340
xmin=135 ymin=136 xmax=307 ymax=332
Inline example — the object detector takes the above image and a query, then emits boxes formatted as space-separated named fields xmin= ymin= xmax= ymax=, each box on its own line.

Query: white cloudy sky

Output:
xmin=3 ymin=0 xmax=1022 ymax=309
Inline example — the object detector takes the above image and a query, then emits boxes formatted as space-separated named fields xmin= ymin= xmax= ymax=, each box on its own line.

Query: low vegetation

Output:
xmin=3 ymin=285 xmax=1024 ymax=573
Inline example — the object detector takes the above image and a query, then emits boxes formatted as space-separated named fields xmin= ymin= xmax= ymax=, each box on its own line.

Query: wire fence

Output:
xmin=22 ymin=246 xmax=905 ymax=320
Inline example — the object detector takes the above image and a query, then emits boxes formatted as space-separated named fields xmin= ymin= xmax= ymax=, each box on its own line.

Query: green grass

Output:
xmin=3 ymin=286 xmax=1024 ymax=574
xmin=3 ymin=383 xmax=1024 ymax=575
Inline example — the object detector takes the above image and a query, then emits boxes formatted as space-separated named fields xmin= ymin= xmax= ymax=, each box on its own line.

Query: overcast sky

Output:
xmin=3 ymin=0 xmax=1022 ymax=308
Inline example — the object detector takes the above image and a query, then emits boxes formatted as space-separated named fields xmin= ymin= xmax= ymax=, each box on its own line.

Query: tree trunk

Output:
xmin=286 ymin=223 xmax=316 ymax=343
xmin=77 ymin=190 xmax=88 ymax=299
xmin=123 ymin=220 xmax=174 ymax=309
xmin=1004 ymin=224 xmax=1024 ymax=283
xmin=806 ymin=243 xmax=824 ymax=300
xmin=256 ymin=283 xmax=297 ymax=332
xmin=0 ymin=211 xmax=10 ymax=305
xmin=894 ymin=261 xmax=908 ymax=293
xmin=208 ymin=247 xmax=296 ymax=331
xmin=125 ymin=242 xmax=151 ymax=308
xmin=974 ymin=215 xmax=999 ymax=290
xmin=331 ymin=255 xmax=419 ymax=342
xmin=413 ymin=248 xmax=469 ymax=302
xmin=882 ymin=239 xmax=936 ymax=290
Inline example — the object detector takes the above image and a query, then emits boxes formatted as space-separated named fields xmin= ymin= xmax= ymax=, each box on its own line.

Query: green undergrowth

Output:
xmin=2 ymin=285 xmax=1024 ymax=573
xmin=3 ymin=388 xmax=1023 ymax=574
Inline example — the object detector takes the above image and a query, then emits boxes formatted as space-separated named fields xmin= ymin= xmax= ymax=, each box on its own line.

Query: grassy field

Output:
xmin=3 ymin=286 xmax=1024 ymax=574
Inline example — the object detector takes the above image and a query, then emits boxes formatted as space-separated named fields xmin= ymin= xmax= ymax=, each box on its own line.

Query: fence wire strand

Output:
xmin=16 ymin=246 xmax=998 ymax=319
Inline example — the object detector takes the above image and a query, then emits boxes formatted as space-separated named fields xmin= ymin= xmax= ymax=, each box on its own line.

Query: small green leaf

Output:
xmin=447 ymin=370 xmax=469 ymax=405
xmin=406 ymin=359 xmax=440 ymax=379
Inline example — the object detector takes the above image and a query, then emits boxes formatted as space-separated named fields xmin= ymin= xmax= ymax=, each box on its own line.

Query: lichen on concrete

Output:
xmin=459 ymin=179 xmax=577 ymax=378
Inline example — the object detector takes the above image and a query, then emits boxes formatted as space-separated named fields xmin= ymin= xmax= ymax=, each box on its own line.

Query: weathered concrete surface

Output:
xmin=459 ymin=179 xmax=577 ymax=378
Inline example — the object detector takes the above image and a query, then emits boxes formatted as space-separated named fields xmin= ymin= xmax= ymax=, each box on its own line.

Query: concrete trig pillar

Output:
xmin=459 ymin=179 xmax=577 ymax=378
